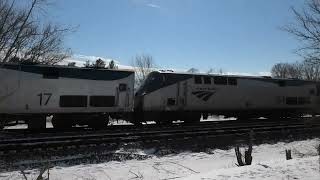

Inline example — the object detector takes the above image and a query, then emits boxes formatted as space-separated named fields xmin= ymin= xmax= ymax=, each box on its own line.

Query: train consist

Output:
xmin=1 ymin=63 xmax=320 ymax=129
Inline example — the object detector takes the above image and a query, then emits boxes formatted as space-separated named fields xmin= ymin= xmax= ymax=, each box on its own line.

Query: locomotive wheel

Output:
xmin=0 ymin=115 xmax=5 ymax=129
xmin=133 ymin=121 xmax=143 ymax=126
xmin=28 ymin=116 xmax=46 ymax=129
xmin=182 ymin=112 xmax=201 ymax=124
xmin=236 ymin=116 xmax=249 ymax=121
xmin=155 ymin=112 xmax=173 ymax=125
xmin=0 ymin=120 xmax=4 ymax=130
xmin=131 ymin=112 xmax=144 ymax=126
xmin=52 ymin=115 xmax=73 ymax=129
xmin=88 ymin=115 xmax=109 ymax=129
xmin=155 ymin=119 xmax=172 ymax=125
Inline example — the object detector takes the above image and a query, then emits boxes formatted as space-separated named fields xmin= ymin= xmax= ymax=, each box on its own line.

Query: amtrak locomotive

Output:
xmin=0 ymin=63 xmax=319 ymax=129
xmin=133 ymin=71 xmax=320 ymax=124
xmin=0 ymin=63 xmax=134 ymax=129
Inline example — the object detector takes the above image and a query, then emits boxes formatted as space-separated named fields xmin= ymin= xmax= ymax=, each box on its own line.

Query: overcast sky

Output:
xmin=45 ymin=0 xmax=305 ymax=74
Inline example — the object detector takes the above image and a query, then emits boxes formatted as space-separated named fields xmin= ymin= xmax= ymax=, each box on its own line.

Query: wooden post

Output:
xmin=244 ymin=144 xmax=253 ymax=165
xmin=285 ymin=149 xmax=292 ymax=160
xmin=235 ymin=146 xmax=244 ymax=166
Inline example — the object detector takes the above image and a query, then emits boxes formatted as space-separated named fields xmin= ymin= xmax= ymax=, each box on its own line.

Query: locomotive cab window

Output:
xmin=60 ymin=95 xmax=87 ymax=107
xmin=214 ymin=76 xmax=227 ymax=85
xmin=138 ymin=72 xmax=163 ymax=94
xmin=194 ymin=76 xmax=202 ymax=84
xmin=203 ymin=76 xmax=211 ymax=84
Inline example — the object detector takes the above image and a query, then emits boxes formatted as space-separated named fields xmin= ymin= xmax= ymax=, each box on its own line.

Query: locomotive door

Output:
xmin=0 ymin=66 xmax=20 ymax=107
xmin=315 ymin=84 xmax=320 ymax=114
xmin=117 ymin=83 xmax=128 ymax=108
xmin=176 ymin=81 xmax=187 ymax=110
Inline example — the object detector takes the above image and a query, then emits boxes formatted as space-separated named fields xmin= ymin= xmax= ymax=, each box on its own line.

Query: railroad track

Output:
xmin=0 ymin=117 xmax=311 ymax=138
xmin=0 ymin=119 xmax=319 ymax=156
xmin=1 ymin=118 xmax=320 ymax=171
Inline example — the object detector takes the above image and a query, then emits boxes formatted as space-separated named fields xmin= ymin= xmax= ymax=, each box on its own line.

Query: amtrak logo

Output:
xmin=192 ymin=91 xmax=215 ymax=101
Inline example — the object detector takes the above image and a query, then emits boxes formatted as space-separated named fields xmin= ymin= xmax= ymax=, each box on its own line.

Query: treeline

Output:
xmin=271 ymin=60 xmax=320 ymax=80
xmin=82 ymin=59 xmax=118 ymax=69
xmin=271 ymin=0 xmax=320 ymax=81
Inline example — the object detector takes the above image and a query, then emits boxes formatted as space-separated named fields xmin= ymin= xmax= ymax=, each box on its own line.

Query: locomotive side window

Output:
xmin=60 ymin=95 xmax=87 ymax=107
xmin=90 ymin=96 xmax=115 ymax=107
xmin=298 ymin=97 xmax=311 ymax=105
xmin=43 ymin=67 xmax=59 ymax=79
xmin=194 ymin=76 xmax=202 ymax=84
xmin=203 ymin=76 xmax=211 ymax=84
xmin=228 ymin=78 xmax=237 ymax=85
xmin=214 ymin=76 xmax=227 ymax=85
xmin=167 ymin=98 xmax=176 ymax=106
xmin=286 ymin=96 xmax=311 ymax=105
xmin=119 ymin=83 xmax=127 ymax=92
xmin=286 ymin=97 xmax=298 ymax=105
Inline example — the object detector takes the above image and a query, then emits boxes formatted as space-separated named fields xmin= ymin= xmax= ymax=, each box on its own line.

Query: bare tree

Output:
xmin=84 ymin=60 xmax=91 ymax=68
xmin=107 ymin=59 xmax=118 ymax=69
xmin=132 ymin=54 xmax=155 ymax=87
xmin=301 ymin=60 xmax=320 ymax=80
xmin=207 ymin=68 xmax=223 ymax=74
xmin=207 ymin=68 xmax=214 ymax=74
xmin=271 ymin=62 xmax=302 ymax=79
xmin=283 ymin=0 xmax=320 ymax=63
xmin=23 ymin=24 xmax=71 ymax=65
xmin=92 ymin=58 xmax=105 ymax=68
xmin=67 ymin=62 xmax=76 ymax=67
xmin=271 ymin=63 xmax=287 ymax=78
xmin=187 ymin=68 xmax=199 ymax=74
xmin=274 ymin=0 xmax=320 ymax=81
xmin=0 ymin=0 xmax=71 ymax=65
xmin=83 ymin=58 xmax=106 ymax=68
xmin=271 ymin=60 xmax=320 ymax=80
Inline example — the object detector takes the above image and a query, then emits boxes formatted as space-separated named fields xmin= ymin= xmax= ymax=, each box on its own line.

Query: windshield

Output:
xmin=135 ymin=72 xmax=163 ymax=96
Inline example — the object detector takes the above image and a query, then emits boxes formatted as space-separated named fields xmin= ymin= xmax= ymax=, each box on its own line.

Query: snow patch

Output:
xmin=1 ymin=138 xmax=320 ymax=179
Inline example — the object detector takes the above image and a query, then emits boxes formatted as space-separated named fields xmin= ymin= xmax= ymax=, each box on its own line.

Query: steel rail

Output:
xmin=0 ymin=117 xmax=311 ymax=141
xmin=0 ymin=122 xmax=318 ymax=154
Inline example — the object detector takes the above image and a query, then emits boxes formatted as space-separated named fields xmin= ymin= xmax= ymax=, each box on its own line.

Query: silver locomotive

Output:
xmin=133 ymin=71 xmax=320 ymax=124
xmin=0 ymin=63 xmax=134 ymax=129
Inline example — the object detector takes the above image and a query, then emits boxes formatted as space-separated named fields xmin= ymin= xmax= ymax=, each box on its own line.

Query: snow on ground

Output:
xmin=183 ymin=156 xmax=320 ymax=180
xmin=1 ymin=139 xmax=320 ymax=179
